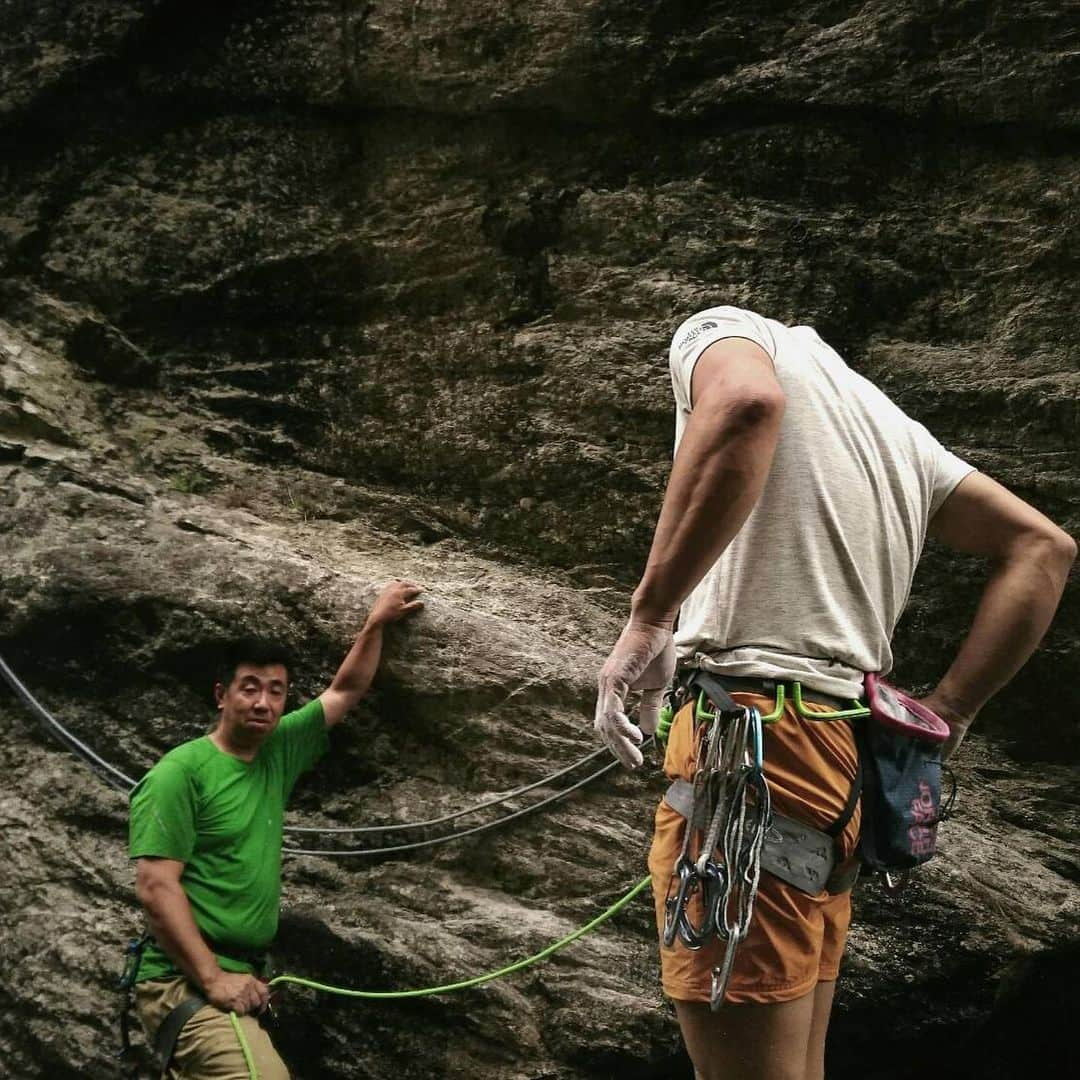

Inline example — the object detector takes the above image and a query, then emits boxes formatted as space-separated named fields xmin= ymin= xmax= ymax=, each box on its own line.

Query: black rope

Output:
xmin=280 ymin=754 xmax=631 ymax=858
xmin=0 ymin=654 xmax=137 ymax=792
xmin=285 ymin=744 xmax=611 ymax=834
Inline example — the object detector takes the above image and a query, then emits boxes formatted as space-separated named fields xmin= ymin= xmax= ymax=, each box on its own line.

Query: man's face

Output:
xmin=214 ymin=663 xmax=289 ymax=748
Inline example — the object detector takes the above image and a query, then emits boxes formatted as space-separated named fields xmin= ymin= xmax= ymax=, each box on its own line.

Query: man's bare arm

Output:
xmin=318 ymin=580 xmax=423 ymax=728
xmin=922 ymin=472 xmax=1076 ymax=756
xmin=135 ymin=857 xmax=269 ymax=1014
xmin=595 ymin=339 xmax=785 ymax=767
xmin=633 ymin=338 xmax=786 ymax=625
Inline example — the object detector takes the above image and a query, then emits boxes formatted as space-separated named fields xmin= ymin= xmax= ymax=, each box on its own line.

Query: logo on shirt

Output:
xmin=677 ymin=320 xmax=718 ymax=350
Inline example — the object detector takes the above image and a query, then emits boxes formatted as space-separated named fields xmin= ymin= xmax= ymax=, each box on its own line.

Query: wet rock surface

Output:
xmin=1 ymin=3 xmax=1077 ymax=1078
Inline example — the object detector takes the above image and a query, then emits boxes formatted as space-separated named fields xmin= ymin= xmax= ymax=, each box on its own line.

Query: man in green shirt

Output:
xmin=129 ymin=579 xmax=423 ymax=1079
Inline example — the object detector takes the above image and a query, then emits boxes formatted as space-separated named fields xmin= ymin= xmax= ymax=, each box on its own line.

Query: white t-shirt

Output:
xmin=669 ymin=306 xmax=974 ymax=700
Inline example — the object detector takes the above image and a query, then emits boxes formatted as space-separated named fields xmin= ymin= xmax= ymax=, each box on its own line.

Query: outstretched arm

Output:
xmin=921 ymin=472 xmax=1075 ymax=758
xmin=595 ymin=339 xmax=786 ymax=767
xmin=318 ymin=579 xmax=424 ymax=728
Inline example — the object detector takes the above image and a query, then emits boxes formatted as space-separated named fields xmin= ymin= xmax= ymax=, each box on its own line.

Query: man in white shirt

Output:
xmin=594 ymin=307 xmax=1074 ymax=1080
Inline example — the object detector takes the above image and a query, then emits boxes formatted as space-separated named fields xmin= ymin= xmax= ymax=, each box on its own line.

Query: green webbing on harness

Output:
xmin=227 ymin=875 xmax=653 ymax=1078
xmin=699 ymin=682 xmax=870 ymax=724
xmin=758 ymin=684 xmax=785 ymax=723
xmin=658 ymin=678 xmax=873 ymax=748
xmin=790 ymin=682 xmax=870 ymax=720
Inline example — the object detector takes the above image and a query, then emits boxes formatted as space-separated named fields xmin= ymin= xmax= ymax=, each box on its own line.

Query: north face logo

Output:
xmin=677 ymin=320 xmax=719 ymax=349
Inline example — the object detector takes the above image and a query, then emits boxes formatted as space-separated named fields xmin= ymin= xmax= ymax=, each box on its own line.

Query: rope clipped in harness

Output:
xmin=662 ymin=694 xmax=770 ymax=1010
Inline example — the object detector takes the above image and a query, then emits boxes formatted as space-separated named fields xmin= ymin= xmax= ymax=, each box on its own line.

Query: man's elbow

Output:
xmin=1047 ymin=526 xmax=1078 ymax=572
xmin=319 ymin=687 xmax=356 ymax=726
xmin=1011 ymin=523 xmax=1077 ymax=580
xmin=135 ymin=877 xmax=158 ymax=911
xmin=135 ymin=865 xmax=178 ymax=912
xmin=724 ymin=385 xmax=786 ymax=431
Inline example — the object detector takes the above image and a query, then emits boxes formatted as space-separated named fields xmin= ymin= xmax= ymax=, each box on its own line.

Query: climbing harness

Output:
xmin=155 ymin=993 xmax=209 ymax=1076
xmin=665 ymin=761 xmax=861 ymax=899
xmin=662 ymin=670 xmax=958 ymax=902
xmin=658 ymin=668 xmax=882 ymax=1007
xmin=659 ymin=670 xmax=771 ymax=1010
xmin=656 ymin=673 xmax=870 ymax=744
xmin=117 ymin=933 xmax=216 ymax=1077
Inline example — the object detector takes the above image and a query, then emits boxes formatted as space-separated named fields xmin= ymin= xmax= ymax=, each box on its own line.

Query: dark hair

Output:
xmin=215 ymin=639 xmax=295 ymax=688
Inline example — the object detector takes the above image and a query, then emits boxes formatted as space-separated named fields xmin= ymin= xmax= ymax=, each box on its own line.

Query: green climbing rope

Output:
xmin=228 ymin=875 xmax=651 ymax=1075
xmin=229 ymin=1010 xmax=260 ymax=1080
xmin=269 ymin=874 xmax=652 ymax=999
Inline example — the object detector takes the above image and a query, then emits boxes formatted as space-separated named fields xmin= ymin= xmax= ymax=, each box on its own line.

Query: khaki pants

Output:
xmin=135 ymin=976 xmax=289 ymax=1080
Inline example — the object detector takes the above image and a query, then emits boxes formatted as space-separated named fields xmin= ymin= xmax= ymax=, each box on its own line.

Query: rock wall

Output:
xmin=1 ymin=3 xmax=1077 ymax=1078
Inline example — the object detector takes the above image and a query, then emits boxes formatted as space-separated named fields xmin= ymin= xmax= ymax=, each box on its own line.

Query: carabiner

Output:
xmin=663 ymin=855 xmax=701 ymax=949
xmin=748 ymin=706 xmax=764 ymax=771
xmin=656 ymin=702 xmax=675 ymax=747
xmin=694 ymin=690 xmax=717 ymax=725
xmin=694 ymin=859 xmax=729 ymax=944
xmin=117 ymin=933 xmax=150 ymax=992
xmin=710 ymin=938 xmax=740 ymax=1012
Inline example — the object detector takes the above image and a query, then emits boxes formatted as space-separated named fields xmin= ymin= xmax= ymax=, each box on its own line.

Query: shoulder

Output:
xmin=157 ymin=736 xmax=215 ymax=773
xmin=671 ymin=306 xmax=778 ymax=355
xmin=668 ymin=308 xmax=780 ymax=404
xmin=280 ymin=697 xmax=325 ymax=729
xmin=133 ymin=738 xmax=209 ymax=796
xmin=270 ymin=698 xmax=326 ymax=746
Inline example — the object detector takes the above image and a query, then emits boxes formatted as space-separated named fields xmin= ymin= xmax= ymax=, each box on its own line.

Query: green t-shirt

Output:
xmin=129 ymin=698 xmax=328 ymax=982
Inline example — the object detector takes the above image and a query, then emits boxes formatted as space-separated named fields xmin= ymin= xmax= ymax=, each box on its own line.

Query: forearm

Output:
xmin=933 ymin=539 xmax=1074 ymax=721
xmin=139 ymin=880 xmax=222 ymax=990
xmin=327 ymin=621 xmax=385 ymax=708
xmin=633 ymin=394 xmax=783 ymax=623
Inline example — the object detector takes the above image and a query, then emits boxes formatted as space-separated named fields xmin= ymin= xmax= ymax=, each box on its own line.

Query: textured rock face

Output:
xmin=1 ymin=3 xmax=1077 ymax=1078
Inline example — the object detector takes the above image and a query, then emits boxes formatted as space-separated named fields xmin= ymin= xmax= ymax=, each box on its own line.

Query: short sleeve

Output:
xmin=913 ymin=422 xmax=976 ymax=517
xmin=669 ymin=307 xmax=778 ymax=412
xmin=274 ymin=697 xmax=329 ymax=794
xmin=129 ymin=758 xmax=197 ymax=862
xmin=929 ymin=448 xmax=976 ymax=517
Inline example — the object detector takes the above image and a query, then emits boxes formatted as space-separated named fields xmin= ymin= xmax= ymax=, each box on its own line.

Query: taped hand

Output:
xmin=595 ymin=621 xmax=676 ymax=769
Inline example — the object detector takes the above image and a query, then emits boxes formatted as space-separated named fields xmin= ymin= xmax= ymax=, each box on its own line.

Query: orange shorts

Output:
xmin=648 ymin=691 xmax=861 ymax=1005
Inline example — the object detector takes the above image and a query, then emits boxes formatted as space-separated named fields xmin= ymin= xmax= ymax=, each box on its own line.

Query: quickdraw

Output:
xmin=661 ymin=691 xmax=771 ymax=1011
